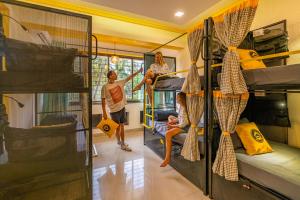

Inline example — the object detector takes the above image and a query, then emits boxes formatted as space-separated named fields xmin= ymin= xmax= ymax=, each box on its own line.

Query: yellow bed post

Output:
xmin=143 ymin=67 xmax=203 ymax=129
xmin=0 ymin=3 xmax=10 ymax=114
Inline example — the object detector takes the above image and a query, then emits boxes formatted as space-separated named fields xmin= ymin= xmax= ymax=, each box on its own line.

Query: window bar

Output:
xmin=131 ymin=58 xmax=134 ymax=99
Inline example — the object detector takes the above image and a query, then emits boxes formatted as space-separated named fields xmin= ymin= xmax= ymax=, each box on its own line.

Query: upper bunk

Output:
xmin=214 ymin=60 xmax=300 ymax=91
xmin=0 ymin=71 xmax=86 ymax=94
xmin=0 ymin=2 xmax=91 ymax=94
xmin=153 ymin=60 xmax=300 ymax=92
xmin=154 ymin=76 xmax=185 ymax=91
xmin=154 ymin=61 xmax=300 ymax=91
xmin=212 ymin=19 xmax=300 ymax=91
xmin=153 ymin=73 xmax=206 ymax=91
xmin=242 ymin=63 xmax=300 ymax=90
xmin=0 ymin=36 xmax=88 ymax=93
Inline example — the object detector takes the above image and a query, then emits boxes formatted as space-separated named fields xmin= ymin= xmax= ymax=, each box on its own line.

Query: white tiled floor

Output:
xmin=93 ymin=130 xmax=210 ymax=200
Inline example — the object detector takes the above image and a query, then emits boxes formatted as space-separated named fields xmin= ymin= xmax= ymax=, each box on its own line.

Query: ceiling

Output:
xmin=81 ymin=0 xmax=221 ymax=25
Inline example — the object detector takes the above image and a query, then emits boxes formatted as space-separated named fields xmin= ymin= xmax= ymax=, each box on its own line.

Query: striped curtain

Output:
xmin=214 ymin=0 xmax=258 ymax=95
xmin=181 ymin=25 xmax=204 ymax=161
xmin=212 ymin=92 xmax=249 ymax=181
xmin=212 ymin=0 xmax=259 ymax=181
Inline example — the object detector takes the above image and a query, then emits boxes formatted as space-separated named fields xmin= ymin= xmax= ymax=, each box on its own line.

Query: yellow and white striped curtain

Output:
xmin=213 ymin=92 xmax=249 ymax=181
xmin=212 ymin=0 xmax=258 ymax=181
xmin=215 ymin=0 xmax=258 ymax=95
xmin=181 ymin=25 xmax=204 ymax=161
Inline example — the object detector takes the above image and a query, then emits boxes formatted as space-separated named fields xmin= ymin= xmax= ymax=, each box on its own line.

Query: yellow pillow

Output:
xmin=237 ymin=49 xmax=266 ymax=70
xmin=235 ymin=122 xmax=273 ymax=155
xmin=97 ymin=118 xmax=119 ymax=138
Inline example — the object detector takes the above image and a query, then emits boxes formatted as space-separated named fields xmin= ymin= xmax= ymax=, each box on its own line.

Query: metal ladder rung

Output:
xmin=145 ymin=114 xmax=153 ymax=118
xmin=143 ymin=84 xmax=154 ymax=129
xmin=143 ymin=124 xmax=152 ymax=129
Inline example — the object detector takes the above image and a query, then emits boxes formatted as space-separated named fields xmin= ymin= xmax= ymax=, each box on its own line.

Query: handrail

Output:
xmin=211 ymin=49 xmax=300 ymax=68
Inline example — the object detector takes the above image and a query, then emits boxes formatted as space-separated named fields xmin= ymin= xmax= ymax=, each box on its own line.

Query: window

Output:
xmin=92 ymin=55 xmax=144 ymax=102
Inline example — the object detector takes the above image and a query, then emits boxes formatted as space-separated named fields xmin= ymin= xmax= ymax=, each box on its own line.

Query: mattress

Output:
xmin=151 ymin=120 xmax=204 ymax=154
xmin=154 ymin=76 xmax=205 ymax=91
xmin=217 ymin=64 xmax=300 ymax=89
xmin=0 ymin=71 xmax=84 ymax=92
xmin=154 ymin=77 xmax=185 ymax=91
xmin=0 ymin=150 xmax=85 ymax=188
xmin=236 ymin=141 xmax=300 ymax=200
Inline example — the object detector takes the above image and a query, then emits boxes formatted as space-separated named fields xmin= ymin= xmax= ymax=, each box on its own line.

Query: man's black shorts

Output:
xmin=110 ymin=107 xmax=126 ymax=124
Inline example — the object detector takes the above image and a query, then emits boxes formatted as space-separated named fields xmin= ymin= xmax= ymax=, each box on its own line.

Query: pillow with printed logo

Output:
xmin=97 ymin=118 xmax=119 ymax=138
xmin=237 ymin=49 xmax=266 ymax=70
xmin=235 ymin=122 xmax=273 ymax=155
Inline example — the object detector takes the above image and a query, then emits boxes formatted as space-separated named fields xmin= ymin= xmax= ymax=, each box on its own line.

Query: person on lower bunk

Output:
xmin=160 ymin=92 xmax=190 ymax=167
xmin=132 ymin=51 xmax=170 ymax=104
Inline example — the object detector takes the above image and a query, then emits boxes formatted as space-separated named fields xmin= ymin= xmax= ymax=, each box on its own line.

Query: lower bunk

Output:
xmin=212 ymin=140 xmax=300 ymax=200
xmin=144 ymin=119 xmax=205 ymax=189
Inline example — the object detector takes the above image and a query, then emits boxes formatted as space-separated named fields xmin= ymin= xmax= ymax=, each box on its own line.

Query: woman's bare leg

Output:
xmin=160 ymin=128 xmax=182 ymax=167
xmin=146 ymin=84 xmax=153 ymax=104
xmin=132 ymin=77 xmax=146 ymax=92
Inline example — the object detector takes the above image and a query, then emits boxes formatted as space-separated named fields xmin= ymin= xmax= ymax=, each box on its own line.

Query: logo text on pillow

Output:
xmin=249 ymin=51 xmax=259 ymax=58
xmin=251 ymin=129 xmax=264 ymax=143
xmin=103 ymin=124 xmax=111 ymax=132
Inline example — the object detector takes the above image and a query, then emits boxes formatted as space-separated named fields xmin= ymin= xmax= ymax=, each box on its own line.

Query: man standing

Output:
xmin=101 ymin=68 xmax=142 ymax=151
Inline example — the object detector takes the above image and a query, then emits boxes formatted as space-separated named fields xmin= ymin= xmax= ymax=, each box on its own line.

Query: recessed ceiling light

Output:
xmin=175 ymin=11 xmax=184 ymax=17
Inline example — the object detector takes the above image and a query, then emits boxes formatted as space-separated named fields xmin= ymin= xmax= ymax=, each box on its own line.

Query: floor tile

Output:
xmin=93 ymin=130 xmax=210 ymax=200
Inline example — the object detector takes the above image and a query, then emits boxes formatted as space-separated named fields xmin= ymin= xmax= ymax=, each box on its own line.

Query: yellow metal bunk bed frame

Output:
xmin=142 ymin=49 xmax=300 ymax=130
xmin=142 ymin=68 xmax=202 ymax=129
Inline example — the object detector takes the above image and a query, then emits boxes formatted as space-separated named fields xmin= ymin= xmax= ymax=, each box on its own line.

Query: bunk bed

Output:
xmin=0 ymin=1 xmax=92 ymax=199
xmin=143 ymin=89 xmax=206 ymax=189
xmin=212 ymin=63 xmax=300 ymax=199
xmin=202 ymin=8 xmax=300 ymax=200
xmin=212 ymin=116 xmax=300 ymax=200
xmin=143 ymin=54 xmax=208 ymax=189
xmin=143 ymin=31 xmax=221 ymax=191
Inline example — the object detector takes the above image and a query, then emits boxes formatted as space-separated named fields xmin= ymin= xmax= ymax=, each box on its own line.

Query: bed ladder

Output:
xmin=143 ymin=87 xmax=154 ymax=129
xmin=142 ymin=69 xmax=191 ymax=129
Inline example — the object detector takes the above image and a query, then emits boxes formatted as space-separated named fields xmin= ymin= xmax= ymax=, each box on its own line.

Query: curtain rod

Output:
xmin=150 ymin=32 xmax=187 ymax=53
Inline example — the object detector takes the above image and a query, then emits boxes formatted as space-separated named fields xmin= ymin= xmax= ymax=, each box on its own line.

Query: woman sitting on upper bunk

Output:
xmin=160 ymin=92 xmax=190 ymax=167
xmin=133 ymin=51 xmax=170 ymax=103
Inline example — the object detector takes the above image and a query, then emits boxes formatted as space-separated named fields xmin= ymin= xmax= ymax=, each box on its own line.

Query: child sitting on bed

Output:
xmin=160 ymin=92 xmax=190 ymax=167
xmin=133 ymin=51 xmax=170 ymax=103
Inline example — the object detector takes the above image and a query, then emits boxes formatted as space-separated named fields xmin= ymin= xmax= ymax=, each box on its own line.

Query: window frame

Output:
xmin=92 ymin=54 xmax=144 ymax=104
